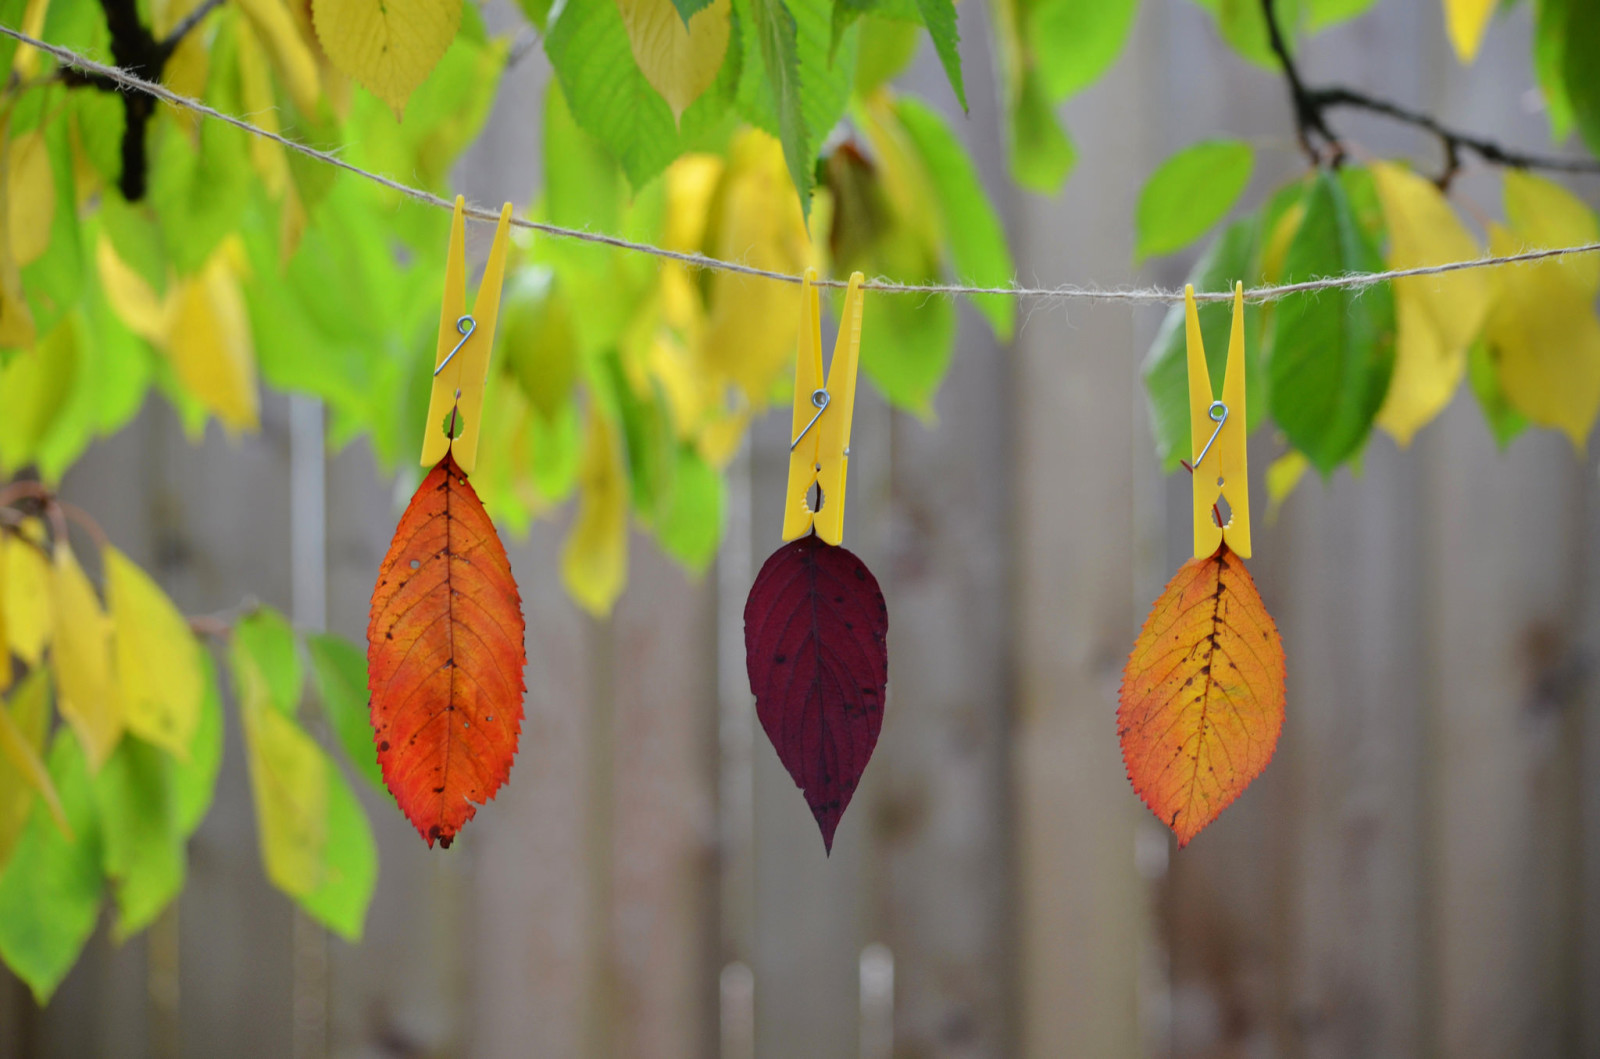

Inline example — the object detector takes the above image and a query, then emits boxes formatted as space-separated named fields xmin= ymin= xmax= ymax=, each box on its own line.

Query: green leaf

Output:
xmin=742 ymin=0 xmax=811 ymax=210
xmin=860 ymin=276 xmax=957 ymax=414
xmin=1305 ymin=0 xmax=1377 ymax=29
xmin=596 ymin=351 xmax=675 ymax=519
xmin=93 ymin=736 xmax=184 ymax=939
xmin=545 ymin=85 xmax=625 ymax=236
xmin=19 ymin=119 xmax=86 ymax=339
xmin=1468 ymin=340 xmax=1528 ymax=449
xmin=1563 ymin=0 xmax=1600 ymax=157
xmin=173 ymin=653 xmax=226 ymax=836
xmin=1029 ymin=0 xmax=1139 ymax=100
xmin=911 ymin=0 xmax=967 ymax=110
xmin=0 ymin=315 xmax=78 ymax=476
xmin=233 ymin=608 xmax=303 ymax=716
xmin=1135 ymin=140 xmax=1254 ymax=261
xmin=547 ymin=0 xmax=683 ymax=188
xmin=531 ymin=399 xmax=584 ymax=502
xmin=657 ymin=446 xmax=726 ymax=572
xmin=500 ymin=269 xmax=582 ymax=420
xmin=516 ymin=0 xmax=559 ymax=30
xmin=854 ymin=16 xmax=919 ymax=95
xmin=0 ymin=730 xmax=104 ymax=1004
xmin=1142 ymin=219 xmax=1264 ymax=469
xmin=1190 ymin=0 xmax=1302 ymax=68
xmin=1535 ymin=0 xmax=1574 ymax=139
xmin=1009 ymin=66 xmax=1076 ymax=192
xmin=305 ymin=633 xmax=383 ymax=792
xmin=672 ymin=0 xmax=716 ymax=23
xmin=893 ymin=97 xmax=1016 ymax=340
xmin=294 ymin=765 xmax=377 ymax=942
xmin=1268 ymin=170 xmax=1395 ymax=473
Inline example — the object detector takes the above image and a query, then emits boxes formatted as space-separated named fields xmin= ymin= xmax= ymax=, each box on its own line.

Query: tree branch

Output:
xmin=57 ymin=0 xmax=227 ymax=200
xmin=1258 ymin=0 xmax=1600 ymax=187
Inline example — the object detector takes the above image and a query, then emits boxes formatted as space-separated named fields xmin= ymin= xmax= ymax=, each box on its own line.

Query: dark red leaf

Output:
xmin=744 ymin=536 xmax=888 ymax=852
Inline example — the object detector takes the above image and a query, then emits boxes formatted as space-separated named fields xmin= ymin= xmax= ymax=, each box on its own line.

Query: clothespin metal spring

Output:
xmin=1192 ymin=399 xmax=1229 ymax=470
xmin=433 ymin=315 xmax=477 ymax=377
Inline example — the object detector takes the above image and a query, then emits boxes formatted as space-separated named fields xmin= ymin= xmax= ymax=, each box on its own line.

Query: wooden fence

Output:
xmin=3 ymin=0 xmax=1598 ymax=1055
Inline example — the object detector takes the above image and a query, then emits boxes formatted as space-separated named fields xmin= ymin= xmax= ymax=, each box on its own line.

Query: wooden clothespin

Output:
xmin=420 ymin=196 xmax=515 ymax=475
xmin=782 ymin=269 xmax=866 ymax=545
xmin=1186 ymin=282 xmax=1252 ymax=558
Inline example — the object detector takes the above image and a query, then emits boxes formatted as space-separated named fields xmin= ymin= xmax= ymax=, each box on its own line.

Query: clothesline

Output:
xmin=6 ymin=23 xmax=1600 ymax=305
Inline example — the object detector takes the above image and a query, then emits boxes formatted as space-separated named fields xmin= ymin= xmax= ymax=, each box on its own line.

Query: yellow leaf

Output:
xmin=1265 ymin=449 xmax=1308 ymax=525
xmin=167 ymin=245 xmax=261 ymax=433
xmin=619 ymin=0 xmax=731 ymax=121
xmin=702 ymin=131 xmax=821 ymax=401
xmin=6 ymin=131 xmax=54 ymax=267
xmin=104 ymin=547 xmax=203 ymax=759
xmin=0 ymin=669 xmax=69 ymax=841
xmin=0 ymin=317 xmax=77 ymax=474
xmin=664 ymin=153 xmax=725 ymax=251
xmin=236 ymin=651 xmax=327 ymax=895
xmin=1486 ymin=222 xmax=1600 ymax=449
xmin=311 ymin=0 xmax=462 ymax=117
xmin=51 ymin=545 xmax=123 ymax=771
xmin=3 ymin=522 xmax=52 ymax=665
xmin=235 ymin=18 xmax=290 ymax=198
xmin=560 ymin=410 xmax=629 ymax=617
xmin=10 ymin=0 xmax=50 ymax=79
xmin=0 ymin=529 xmax=6 ymax=692
xmin=1443 ymin=0 xmax=1494 ymax=63
xmin=0 ymin=668 xmax=59 ymax=872
xmin=95 ymin=236 xmax=170 ymax=343
xmin=1503 ymin=170 xmax=1600 ymax=295
xmin=236 ymin=0 xmax=323 ymax=115
xmin=1370 ymin=162 xmax=1488 ymax=445
xmin=153 ymin=0 xmax=211 ymax=134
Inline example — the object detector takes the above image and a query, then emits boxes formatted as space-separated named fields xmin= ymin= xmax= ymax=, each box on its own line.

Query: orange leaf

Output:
xmin=1118 ymin=544 xmax=1285 ymax=846
xmin=367 ymin=453 xmax=526 ymax=848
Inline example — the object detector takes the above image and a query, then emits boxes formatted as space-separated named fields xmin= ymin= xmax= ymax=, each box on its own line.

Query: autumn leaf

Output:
xmin=0 ymin=669 xmax=68 ymax=874
xmin=2 ymin=522 xmax=52 ymax=665
xmin=166 ymin=242 xmax=261 ymax=434
xmin=105 ymin=547 xmax=204 ymax=759
xmin=95 ymin=236 xmax=169 ymax=343
xmin=1485 ymin=172 xmax=1600 ymax=449
xmin=744 ymin=536 xmax=888 ymax=853
xmin=312 ymin=0 xmax=463 ymax=117
xmin=1443 ymin=0 xmax=1495 ymax=63
xmin=7 ymin=131 xmax=55 ymax=267
xmin=1119 ymin=544 xmax=1286 ymax=847
xmin=619 ymin=0 xmax=732 ymax=121
xmin=234 ymin=642 xmax=327 ymax=894
xmin=560 ymin=409 xmax=629 ymax=617
xmin=235 ymin=18 xmax=291 ymax=199
xmin=368 ymin=452 xmax=526 ymax=848
xmin=235 ymin=0 xmax=323 ymax=115
xmin=1265 ymin=449 xmax=1308 ymax=524
xmin=1370 ymin=161 xmax=1488 ymax=446
xmin=51 ymin=544 xmax=123 ymax=772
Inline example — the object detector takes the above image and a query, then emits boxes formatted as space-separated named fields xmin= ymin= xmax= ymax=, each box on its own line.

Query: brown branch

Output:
xmin=1259 ymin=0 xmax=1600 ymax=187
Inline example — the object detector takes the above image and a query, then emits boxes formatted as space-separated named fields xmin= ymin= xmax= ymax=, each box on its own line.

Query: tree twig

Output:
xmin=1258 ymin=0 xmax=1600 ymax=187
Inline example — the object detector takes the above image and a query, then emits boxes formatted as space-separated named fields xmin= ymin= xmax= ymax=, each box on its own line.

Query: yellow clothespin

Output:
xmin=420 ymin=196 xmax=515 ymax=475
xmin=1186 ymin=282 xmax=1252 ymax=558
xmin=782 ymin=269 xmax=865 ymax=545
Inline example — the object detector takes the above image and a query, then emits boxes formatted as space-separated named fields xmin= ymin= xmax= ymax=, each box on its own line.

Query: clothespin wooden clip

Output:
xmin=782 ymin=269 xmax=865 ymax=545
xmin=420 ymin=196 xmax=515 ymax=475
xmin=1186 ymin=282 xmax=1252 ymax=558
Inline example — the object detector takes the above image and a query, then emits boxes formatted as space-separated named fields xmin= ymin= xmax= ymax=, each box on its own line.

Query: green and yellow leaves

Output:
xmin=620 ymin=0 xmax=733 ymax=120
xmin=1136 ymin=140 xmax=1255 ymax=262
xmin=1485 ymin=172 xmax=1600 ymax=449
xmin=562 ymin=410 xmax=631 ymax=617
xmin=106 ymin=546 xmax=204 ymax=756
xmin=1370 ymin=161 xmax=1487 ymax=446
xmin=312 ymin=0 xmax=463 ymax=116
xmin=1269 ymin=171 xmax=1395 ymax=473
xmin=233 ymin=609 xmax=376 ymax=939
xmin=51 ymin=543 xmax=121 ymax=771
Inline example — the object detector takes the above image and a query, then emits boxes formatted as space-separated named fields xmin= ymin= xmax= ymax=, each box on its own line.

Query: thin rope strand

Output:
xmin=6 ymin=23 xmax=1600 ymax=304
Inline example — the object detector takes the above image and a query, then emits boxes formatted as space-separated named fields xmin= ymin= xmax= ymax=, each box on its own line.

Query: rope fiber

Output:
xmin=5 ymin=23 xmax=1599 ymax=305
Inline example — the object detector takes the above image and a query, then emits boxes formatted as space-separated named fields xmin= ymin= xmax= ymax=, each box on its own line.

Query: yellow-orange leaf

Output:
xmin=1118 ymin=545 xmax=1285 ymax=846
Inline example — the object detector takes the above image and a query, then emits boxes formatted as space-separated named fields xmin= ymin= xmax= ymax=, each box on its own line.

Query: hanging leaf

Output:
xmin=0 ymin=669 xmax=67 ymax=874
xmin=1264 ymin=449 xmax=1309 ymax=523
xmin=0 ymin=729 xmax=104 ymax=1004
xmin=234 ymin=607 xmax=303 ymax=716
xmin=619 ymin=0 xmax=733 ymax=121
xmin=1119 ymin=544 xmax=1285 ymax=847
xmin=1467 ymin=340 xmax=1527 ymax=449
xmin=92 ymin=735 xmax=185 ymax=939
xmin=235 ymin=639 xmax=327 ymax=894
xmin=6 ymin=130 xmax=55 ymax=267
xmin=294 ymin=760 xmax=378 ymax=940
xmin=1369 ymin=161 xmax=1488 ymax=446
xmin=234 ymin=0 xmax=322 ymax=115
xmin=368 ymin=453 xmax=526 ymax=848
xmin=105 ymin=546 xmax=204 ymax=758
xmin=166 ymin=242 xmax=261 ymax=435
xmin=744 ymin=536 xmax=889 ymax=852
xmin=51 ymin=543 xmax=122 ymax=771
xmin=312 ymin=0 xmax=463 ymax=117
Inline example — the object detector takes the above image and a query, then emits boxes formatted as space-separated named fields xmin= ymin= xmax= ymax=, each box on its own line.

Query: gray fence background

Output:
xmin=4 ymin=0 xmax=1599 ymax=1055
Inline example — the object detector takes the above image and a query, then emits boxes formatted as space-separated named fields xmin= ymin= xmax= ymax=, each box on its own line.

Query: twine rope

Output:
xmin=5 ymin=23 xmax=1600 ymax=305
